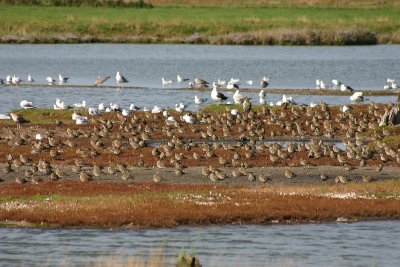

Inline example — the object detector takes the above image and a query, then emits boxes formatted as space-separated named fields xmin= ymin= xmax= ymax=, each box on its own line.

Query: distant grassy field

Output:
xmin=0 ymin=5 xmax=399 ymax=44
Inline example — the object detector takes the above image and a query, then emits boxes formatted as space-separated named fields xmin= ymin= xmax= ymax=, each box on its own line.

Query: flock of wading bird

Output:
xmin=1 ymin=83 xmax=399 ymax=185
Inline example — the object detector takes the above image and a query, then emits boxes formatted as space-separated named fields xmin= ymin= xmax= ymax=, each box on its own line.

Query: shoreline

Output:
xmin=2 ymin=83 xmax=399 ymax=96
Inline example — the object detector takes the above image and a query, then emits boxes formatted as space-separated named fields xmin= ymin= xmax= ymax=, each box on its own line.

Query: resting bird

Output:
xmin=10 ymin=112 xmax=27 ymax=128
xmin=94 ymin=76 xmax=110 ymax=86
xmin=116 ymin=71 xmax=129 ymax=87
xmin=20 ymin=100 xmax=35 ymax=109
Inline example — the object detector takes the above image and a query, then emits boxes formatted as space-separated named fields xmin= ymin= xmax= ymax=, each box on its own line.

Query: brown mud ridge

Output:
xmin=1 ymin=103 xmax=400 ymax=228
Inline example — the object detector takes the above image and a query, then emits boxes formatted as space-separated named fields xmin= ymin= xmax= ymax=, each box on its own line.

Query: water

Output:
xmin=0 ymin=44 xmax=398 ymax=113
xmin=1 ymin=221 xmax=399 ymax=266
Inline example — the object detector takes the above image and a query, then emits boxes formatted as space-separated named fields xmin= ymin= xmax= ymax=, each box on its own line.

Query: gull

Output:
xmin=162 ymin=77 xmax=173 ymax=85
xmin=94 ymin=76 xmax=110 ymax=86
xmin=230 ymin=77 xmax=240 ymax=84
xmin=6 ymin=75 xmax=11 ymax=84
xmin=55 ymin=98 xmax=71 ymax=110
xmin=341 ymin=105 xmax=351 ymax=112
xmin=392 ymin=82 xmax=398 ymax=89
xmin=194 ymin=95 xmax=207 ymax=105
xmin=129 ymin=103 xmax=141 ymax=111
xmin=211 ymin=86 xmax=227 ymax=105
xmin=341 ymin=84 xmax=354 ymax=93
xmin=73 ymin=100 xmax=86 ymax=109
xmin=309 ymin=102 xmax=317 ymax=108
xmin=116 ymin=71 xmax=129 ymax=88
xmin=259 ymin=90 xmax=266 ymax=105
xmin=315 ymin=79 xmax=320 ymax=89
xmin=177 ymin=75 xmax=189 ymax=83
xmin=58 ymin=74 xmax=69 ymax=83
xmin=47 ymin=77 xmax=56 ymax=85
xmin=233 ymin=90 xmax=246 ymax=104
xmin=332 ymin=79 xmax=342 ymax=88
xmin=182 ymin=113 xmax=197 ymax=124
xmin=384 ymin=84 xmax=392 ymax=90
xmin=122 ymin=109 xmax=132 ymax=116
xmin=246 ymin=80 xmax=253 ymax=85
xmin=110 ymin=103 xmax=121 ymax=111
xmin=217 ymin=78 xmax=226 ymax=86
xmin=152 ymin=105 xmax=163 ymax=114
xmin=320 ymin=80 xmax=327 ymax=89
xmin=231 ymin=109 xmax=239 ymax=116
xmin=387 ymin=78 xmax=396 ymax=83
xmin=9 ymin=112 xmax=26 ymax=128
xmin=261 ymin=76 xmax=270 ymax=88
xmin=167 ymin=116 xmax=177 ymax=122
xmin=0 ymin=114 xmax=11 ymax=120
xmin=350 ymin=92 xmax=365 ymax=103
xmin=88 ymin=108 xmax=100 ymax=115
xmin=27 ymin=74 xmax=34 ymax=83
xmin=98 ymin=102 xmax=106 ymax=111
xmin=175 ymin=103 xmax=186 ymax=113
xmin=20 ymin=100 xmax=35 ymax=109
xmin=194 ymin=77 xmax=209 ymax=88
xmin=227 ymin=81 xmax=239 ymax=90
xmin=11 ymin=75 xmax=22 ymax=84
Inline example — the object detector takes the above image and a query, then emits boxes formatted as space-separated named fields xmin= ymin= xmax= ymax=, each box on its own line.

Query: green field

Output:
xmin=0 ymin=5 xmax=399 ymax=44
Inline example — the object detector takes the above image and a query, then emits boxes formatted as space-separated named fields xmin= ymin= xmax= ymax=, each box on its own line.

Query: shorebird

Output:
xmin=20 ymin=100 xmax=35 ymax=109
xmin=116 ymin=71 xmax=129 ymax=88
xmin=94 ymin=76 xmax=110 ymax=86
xmin=243 ymin=97 xmax=252 ymax=112
xmin=183 ymin=113 xmax=197 ymax=124
xmin=153 ymin=172 xmax=162 ymax=183
xmin=211 ymin=86 xmax=227 ymax=105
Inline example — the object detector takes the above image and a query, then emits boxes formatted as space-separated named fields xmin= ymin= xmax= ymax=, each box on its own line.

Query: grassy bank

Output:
xmin=1 ymin=181 xmax=400 ymax=228
xmin=0 ymin=6 xmax=399 ymax=44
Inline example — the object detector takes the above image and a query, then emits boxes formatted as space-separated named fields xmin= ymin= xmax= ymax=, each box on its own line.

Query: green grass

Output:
xmin=0 ymin=6 xmax=399 ymax=44
xmin=0 ymin=108 xmax=86 ymax=125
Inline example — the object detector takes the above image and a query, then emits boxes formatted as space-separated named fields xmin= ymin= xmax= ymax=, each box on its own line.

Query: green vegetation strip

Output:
xmin=0 ymin=6 xmax=399 ymax=44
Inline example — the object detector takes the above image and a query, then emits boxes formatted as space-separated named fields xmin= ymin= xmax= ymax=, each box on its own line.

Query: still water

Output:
xmin=0 ymin=44 xmax=399 ymax=113
xmin=1 ymin=221 xmax=399 ymax=266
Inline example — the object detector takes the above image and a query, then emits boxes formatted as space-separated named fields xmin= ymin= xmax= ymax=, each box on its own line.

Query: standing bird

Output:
xmin=243 ymin=97 xmax=252 ymax=112
xmin=94 ymin=76 xmax=110 ymax=86
xmin=58 ymin=74 xmax=69 ymax=83
xmin=259 ymin=90 xmax=266 ymax=105
xmin=211 ymin=86 xmax=227 ymax=105
xmin=177 ymin=75 xmax=189 ymax=83
xmin=116 ymin=71 xmax=129 ymax=88
xmin=27 ymin=74 xmax=34 ymax=83
xmin=233 ymin=90 xmax=246 ymax=104
xmin=332 ymin=79 xmax=342 ymax=88
xmin=9 ymin=112 xmax=27 ymax=128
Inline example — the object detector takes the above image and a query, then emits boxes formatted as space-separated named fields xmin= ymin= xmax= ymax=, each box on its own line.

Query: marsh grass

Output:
xmin=0 ymin=6 xmax=399 ymax=44
xmin=0 ymin=108 xmax=86 ymax=125
xmin=1 ymin=180 xmax=400 ymax=228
